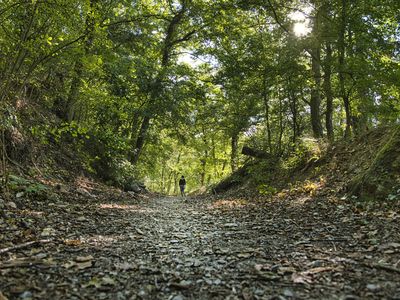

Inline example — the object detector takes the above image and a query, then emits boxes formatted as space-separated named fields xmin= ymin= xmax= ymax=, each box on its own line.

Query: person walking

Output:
xmin=179 ymin=175 xmax=186 ymax=197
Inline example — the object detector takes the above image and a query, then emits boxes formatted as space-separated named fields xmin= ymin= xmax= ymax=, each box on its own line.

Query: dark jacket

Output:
xmin=179 ymin=178 xmax=186 ymax=186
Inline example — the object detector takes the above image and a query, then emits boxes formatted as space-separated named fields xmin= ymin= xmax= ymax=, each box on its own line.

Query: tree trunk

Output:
xmin=338 ymin=0 xmax=352 ymax=138
xmin=65 ymin=61 xmax=83 ymax=121
xmin=0 ymin=1 xmax=38 ymax=104
xmin=166 ymin=170 xmax=173 ymax=195
xmin=175 ymin=153 xmax=181 ymax=194
xmin=131 ymin=115 xmax=150 ymax=164
xmin=230 ymin=133 xmax=239 ymax=172
xmin=211 ymin=136 xmax=218 ymax=179
xmin=161 ymin=162 xmax=165 ymax=193
xmin=130 ymin=4 xmax=193 ymax=164
xmin=263 ymin=74 xmax=272 ymax=152
xmin=324 ymin=42 xmax=334 ymax=141
xmin=200 ymin=158 xmax=206 ymax=187
xmin=310 ymin=7 xmax=324 ymax=139
xmin=277 ymin=95 xmax=284 ymax=154
xmin=200 ymin=129 xmax=208 ymax=187
xmin=288 ymin=79 xmax=298 ymax=144
xmin=242 ymin=146 xmax=272 ymax=159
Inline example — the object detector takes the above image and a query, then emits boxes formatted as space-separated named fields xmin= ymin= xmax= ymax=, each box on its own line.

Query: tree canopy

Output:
xmin=1 ymin=0 xmax=399 ymax=193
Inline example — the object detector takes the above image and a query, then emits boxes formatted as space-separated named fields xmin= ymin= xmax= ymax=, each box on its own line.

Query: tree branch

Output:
xmin=266 ymin=0 xmax=320 ymax=63
xmin=172 ymin=30 xmax=197 ymax=45
xmin=101 ymin=14 xmax=167 ymax=28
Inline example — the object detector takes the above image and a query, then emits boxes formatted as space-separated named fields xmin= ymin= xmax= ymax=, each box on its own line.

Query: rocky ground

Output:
xmin=1 ymin=191 xmax=400 ymax=300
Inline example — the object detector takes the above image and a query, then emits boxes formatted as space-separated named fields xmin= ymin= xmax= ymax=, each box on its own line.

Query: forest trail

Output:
xmin=1 ymin=194 xmax=400 ymax=299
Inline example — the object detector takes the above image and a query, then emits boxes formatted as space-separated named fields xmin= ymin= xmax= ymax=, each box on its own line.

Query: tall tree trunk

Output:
xmin=338 ymin=0 xmax=352 ymax=138
xmin=324 ymin=42 xmax=334 ymax=141
xmin=173 ymin=153 xmax=181 ymax=195
xmin=277 ymin=95 xmax=284 ymax=155
xmin=211 ymin=135 xmax=218 ymax=179
xmin=161 ymin=162 xmax=165 ymax=193
xmin=65 ymin=61 xmax=83 ymax=121
xmin=263 ymin=75 xmax=272 ymax=152
xmin=1 ymin=123 xmax=9 ymax=198
xmin=166 ymin=170 xmax=173 ymax=195
xmin=200 ymin=157 xmax=206 ymax=187
xmin=310 ymin=7 xmax=324 ymax=139
xmin=130 ymin=3 xmax=194 ymax=164
xmin=200 ymin=127 xmax=208 ymax=187
xmin=288 ymin=78 xmax=298 ymax=144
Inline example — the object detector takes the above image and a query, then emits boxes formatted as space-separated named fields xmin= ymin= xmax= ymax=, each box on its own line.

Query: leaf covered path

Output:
xmin=1 ymin=194 xmax=400 ymax=299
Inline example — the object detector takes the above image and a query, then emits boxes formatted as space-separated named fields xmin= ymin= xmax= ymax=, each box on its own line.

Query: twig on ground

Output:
xmin=367 ymin=263 xmax=400 ymax=274
xmin=0 ymin=239 xmax=53 ymax=255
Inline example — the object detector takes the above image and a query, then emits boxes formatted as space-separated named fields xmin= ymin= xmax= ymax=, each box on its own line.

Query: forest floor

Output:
xmin=1 ymin=190 xmax=400 ymax=300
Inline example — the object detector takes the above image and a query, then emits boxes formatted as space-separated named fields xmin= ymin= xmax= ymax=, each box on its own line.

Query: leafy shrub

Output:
xmin=247 ymin=159 xmax=277 ymax=186
xmin=387 ymin=187 xmax=400 ymax=201
xmin=257 ymin=184 xmax=277 ymax=196
xmin=8 ymin=175 xmax=48 ymax=197
xmin=283 ymin=137 xmax=324 ymax=171
xmin=24 ymin=183 xmax=48 ymax=195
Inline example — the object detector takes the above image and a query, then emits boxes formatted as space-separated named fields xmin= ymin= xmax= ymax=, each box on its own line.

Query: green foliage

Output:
xmin=387 ymin=188 xmax=400 ymax=201
xmin=31 ymin=122 xmax=89 ymax=144
xmin=282 ymin=138 xmax=323 ymax=171
xmin=8 ymin=175 xmax=47 ymax=196
xmin=56 ymin=122 xmax=89 ymax=139
xmin=257 ymin=184 xmax=277 ymax=196
xmin=24 ymin=183 xmax=48 ymax=195
xmin=30 ymin=126 xmax=49 ymax=145
xmin=8 ymin=175 xmax=30 ymax=186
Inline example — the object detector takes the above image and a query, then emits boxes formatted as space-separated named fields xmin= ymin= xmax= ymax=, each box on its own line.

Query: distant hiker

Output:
xmin=179 ymin=175 xmax=186 ymax=197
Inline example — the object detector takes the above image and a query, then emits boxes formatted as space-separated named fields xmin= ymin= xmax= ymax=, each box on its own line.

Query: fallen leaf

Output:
xmin=63 ymin=261 xmax=76 ymax=269
xmin=291 ymin=273 xmax=312 ymax=284
xmin=135 ymin=228 xmax=144 ymax=235
xmin=83 ymin=278 xmax=102 ymax=288
xmin=302 ymin=267 xmax=333 ymax=275
xmin=40 ymin=227 xmax=56 ymax=237
xmin=255 ymin=270 xmax=280 ymax=281
xmin=223 ymin=223 xmax=238 ymax=228
xmin=170 ymin=280 xmax=192 ymax=289
xmin=6 ymin=202 xmax=17 ymax=209
xmin=18 ymin=291 xmax=32 ymax=299
xmin=379 ymin=243 xmax=400 ymax=250
xmin=0 ymin=291 xmax=9 ymax=300
xmin=237 ymin=252 xmax=251 ymax=258
xmin=115 ymin=262 xmax=137 ymax=271
xmin=77 ymin=261 xmax=92 ymax=270
xmin=64 ymin=239 xmax=82 ymax=246
xmin=254 ymin=263 xmax=272 ymax=272
xmin=75 ymin=255 xmax=93 ymax=262
xmin=254 ymin=264 xmax=263 ymax=272
xmin=366 ymin=284 xmax=381 ymax=291
xmin=102 ymin=276 xmax=116 ymax=286
xmin=278 ymin=266 xmax=296 ymax=275
xmin=283 ymin=289 xmax=294 ymax=297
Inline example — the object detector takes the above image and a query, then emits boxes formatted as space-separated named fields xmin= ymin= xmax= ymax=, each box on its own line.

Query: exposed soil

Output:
xmin=1 ymin=191 xmax=399 ymax=300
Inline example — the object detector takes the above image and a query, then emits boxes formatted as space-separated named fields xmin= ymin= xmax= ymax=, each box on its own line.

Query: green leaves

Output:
xmin=1 ymin=0 xmax=399 ymax=193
